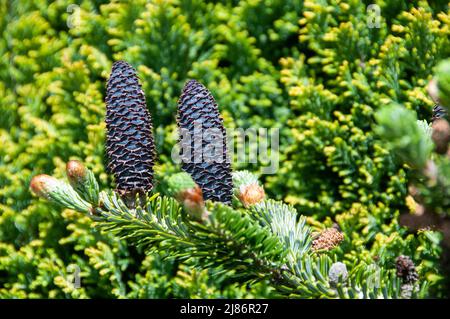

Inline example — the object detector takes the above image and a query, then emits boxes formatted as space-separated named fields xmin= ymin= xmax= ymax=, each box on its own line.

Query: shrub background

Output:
xmin=0 ymin=0 xmax=449 ymax=298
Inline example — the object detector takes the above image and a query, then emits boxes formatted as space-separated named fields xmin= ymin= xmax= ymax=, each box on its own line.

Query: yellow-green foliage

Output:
xmin=0 ymin=0 xmax=449 ymax=298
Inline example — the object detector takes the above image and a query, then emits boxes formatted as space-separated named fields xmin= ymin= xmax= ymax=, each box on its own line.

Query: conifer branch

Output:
xmin=30 ymin=164 xmax=408 ymax=298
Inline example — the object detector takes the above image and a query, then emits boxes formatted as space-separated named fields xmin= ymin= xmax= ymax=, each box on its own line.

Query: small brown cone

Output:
xmin=396 ymin=255 xmax=419 ymax=284
xmin=312 ymin=227 xmax=344 ymax=251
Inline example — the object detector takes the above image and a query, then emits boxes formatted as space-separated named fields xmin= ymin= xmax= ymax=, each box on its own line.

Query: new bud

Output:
xmin=30 ymin=174 xmax=93 ymax=214
xmin=167 ymin=172 xmax=209 ymax=221
xmin=66 ymin=160 xmax=88 ymax=185
xmin=232 ymin=171 xmax=265 ymax=208
xmin=66 ymin=160 xmax=99 ymax=205
xmin=30 ymin=174 xmax=60 ymax=199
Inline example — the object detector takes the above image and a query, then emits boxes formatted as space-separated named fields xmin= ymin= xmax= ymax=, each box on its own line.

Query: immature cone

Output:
xmin=177 ymin=80 xmax=232 ymax=204
xmin=396 ymin=255 xmax=419 ymax=284
xmin=105 ymin=61 xmax=155 ymax=201
xmin=312 ymin=227 xmax=344 ymax=251
xmin=328 ymin=262 xmax=348 ymax=287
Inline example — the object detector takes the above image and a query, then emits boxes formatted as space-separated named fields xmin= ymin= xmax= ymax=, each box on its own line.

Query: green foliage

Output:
xmin=375 ymin=104 xmax=433 ymax=169
xmin=434 ymin=59 xmax=450 ymax=107
xmin=375 ymin=61 xmax=450 ymax=293
xmin=375 ymin=102 xmax=450 ymax=216
xmin=166 ymin=172 xmax=197 ymax=197
xmin=1 ymin=0 xmax=448 ymax=298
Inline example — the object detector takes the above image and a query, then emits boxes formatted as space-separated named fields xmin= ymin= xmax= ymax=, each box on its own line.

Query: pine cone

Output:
xmin=396 ymin=255 xmax=419 ymax=284
xmin=312 ymin=227 xmax=344 ymax=251
xmin=431 ymin=104 xmax=447 ymax=122
xmin=177 ymin=80 xmax=232 ymax=204
xmin=105 ymin=61 xmax=155 ymax=200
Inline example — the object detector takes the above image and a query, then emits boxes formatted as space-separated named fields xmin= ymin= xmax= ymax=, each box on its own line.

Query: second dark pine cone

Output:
xmin=177 ymin=80 xmax=233 ymax=204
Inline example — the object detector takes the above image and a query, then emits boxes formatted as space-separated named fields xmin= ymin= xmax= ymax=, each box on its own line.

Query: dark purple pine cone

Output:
xmin=177 ymin=80 xmax=232 ymax=204
xmin=396 ymin=255 xmax=419 ymax=284
xmin=432 ymin=104 xmax=447 ymax=122
xmin=105 ymin=61 xmax=155 ymax=200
